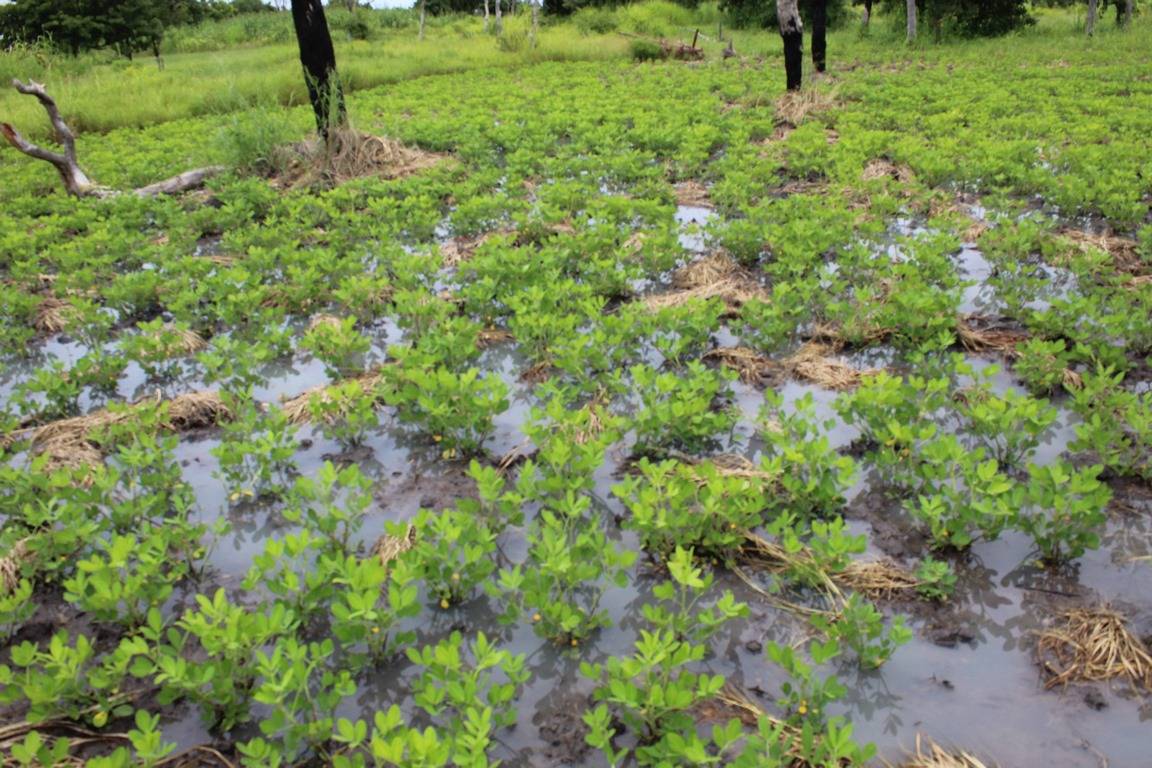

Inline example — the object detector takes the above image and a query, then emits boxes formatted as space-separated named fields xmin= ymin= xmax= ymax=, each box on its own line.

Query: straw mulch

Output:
xmin=307 ymin=314 xmax=345 ymax=333
xmin=280 ymin=369 xmax=387 ymax=425
xmin=15 ymin=391 xmax=231 ymax=472
xmin=440 ymin=229 xmax=513 ymax=268
xmin=775 ymin=88 xmax=840 ymax=125
xmin=477 ymin=327 xmax=514 ymax=348
xmin=956 ymin=316 xmax=1029 ymax=355
xmin=862 ymin=158 xmax=916 ymax=184
xmin=1061 ymin=229 xmax=1144 ymax=275
xmin=153 ymin=324 xmax=207 ymax=354
xmin=891 ymin=735 xmax=994 ymax=768
xmin=371 ymin=523 xmax=415 ymax=569
xmin=33 ymin=297 xmax=75 ymax=334
xmin=644 ymin=252 xmax=768 ymax=317
xmin=275 ymin=129 xmax=445 ymax=189
xmin=0 ymin=538 xmax=32 ymax=595
xmin=673 ymin=179 xmax=713 ymax=208
xmin=743 ymin=531 xmax=923 ymax=602
xmin=705 ymin=683 xmax=874 ymax=767
xmin=704 ymin=343 xmax=881 ymax=390
xmin=1035 ymin=606 xmax=1152 ymax=692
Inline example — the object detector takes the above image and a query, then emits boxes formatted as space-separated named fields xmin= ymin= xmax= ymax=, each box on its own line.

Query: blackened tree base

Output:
xmin=812 ymin=0 xmax=827 ymax=73
xmin=292 ymin=0 xmax=347 ymax=139
xmin=782 ymin=31 xmax=803 ymax=91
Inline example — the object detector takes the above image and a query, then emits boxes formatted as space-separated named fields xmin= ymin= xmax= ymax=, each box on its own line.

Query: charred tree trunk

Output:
xmin=1086 ymin=0 xmax=1098 ymax=35
xmin=863 ymin=0 xmax=873 ymax=26
xmin=291 ymin=0 xmax=346 ymax=139
xmin=2 ymin=80 xmax=221 ymax=198
xmin=906 ymin=0 xmax=918 ymax=41
xmin=777 ymin=0 xmax=804 ymax=91
xmin=811 ymin=0 xmax=827 ymax=73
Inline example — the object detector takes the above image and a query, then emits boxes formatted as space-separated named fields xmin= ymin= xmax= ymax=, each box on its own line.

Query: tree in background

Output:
xmin=290 ymin=0 xmax=346 ymax=139
xmin=881 ymin=0 xmax=1033 ymax=37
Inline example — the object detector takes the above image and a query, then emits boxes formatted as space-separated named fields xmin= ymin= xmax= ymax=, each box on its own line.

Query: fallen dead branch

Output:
xmin=3 ymin=79 xmax=223 ymax=198
xmin=274 ymin=128 xmax=444 ymax=189
xmin=1035 ymin=606 xmax=1152 ymax=692
xmin=477 ymin=327 xmax=514 ymax=348
xmin=703 ymin=347 xmax=776 ymax=385
xmin=838 ymin=559 xmax=922 ymax=599
xmin=891 ymin=735 xmax=994 ymax=768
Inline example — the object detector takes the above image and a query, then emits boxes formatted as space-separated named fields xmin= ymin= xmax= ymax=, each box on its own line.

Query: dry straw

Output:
xmin=673 ymin=179 xmax=712 ymax=208
xmin=862 ymin=158 xmax=916 ymax=184
xmin=891 ymin=735 xmax=994 ymax=768
xmin=276 ymin=129 xmax=444 ymax=188
xmin=1061 ymin=228 xmax=1143 ymax=274
xmin=955 ymin=316 xmax=1028 ymax=354
xmin=280 ymin=369 xmax=387 ymax=425
xmin=775 ymin=87 xmax=840 ymax=126
xmin=704 ymin=343 xmax=881 ymax=391
xmin=371 ymin=524 xmax=415 ymax=569
xmin=1035 ymin=606 xmax=1152 ymax=692
xmin=13 ymin=391 xmax=231 ymax=472
xmin=0 ymin=538 xmax=32 ymax=595
xmin=644 ymin=252 xmax=768 ymax=316
xmin=33 ymin=297 xmax=75 ymax=334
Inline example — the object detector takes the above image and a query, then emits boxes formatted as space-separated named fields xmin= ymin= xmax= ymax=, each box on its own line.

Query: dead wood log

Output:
xmin=2 ymin=79 xmax=223 ymax=198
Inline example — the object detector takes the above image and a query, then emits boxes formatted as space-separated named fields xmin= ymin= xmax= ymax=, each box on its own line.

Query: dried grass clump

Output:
xmin=18 ymin=391 xmax=231 ymax=472
xmin=838 ymin=559 xmax=921 ymax=599
xmin=1060 ymin=229 xmax=1143 ymax=274
xmin=154 ymin=324 xmax=207 ymax=355
xmin=646 ymin=253 xmax=767 ymax=316
xmin=703 ymin=343 xmax=880 ymax=390
xmin=0 ymin=538 xmax=32 ymax=595
xmin=280 ymin=370 xmax=385 ymax=425
xmin=308 ymin=314 xmax=344 ymax=332
xmin=33 ymin=297 xmax=75 ymax=334
xmin=673 ymin=179 xmax=712 ymax=208
xmin=784 ymin=342 xmax=880 ymax=391
xmin=956 ymin=317 xmax=1028 ymax=354
xmin=775 ymin=87 xmax=840 ymax=125
xmin=371 ymin=524 xmax=415 ymax=569
xmin=477 ymin=327 xmax=514 ymax=348
xmin=703 ymin=346 xmax=777 ymax=385
xmin=862 ymin=158 xmax=916 ymax=184
xmin=276 ymin=129 xmax=444 ymax=188
xmin=1035 ymin=606 xmax=1152 ymax=691
xmin=440 ymin=229 xmax=515 ymax=268
xmin=893 ymin=735 xmax=993 ymax=768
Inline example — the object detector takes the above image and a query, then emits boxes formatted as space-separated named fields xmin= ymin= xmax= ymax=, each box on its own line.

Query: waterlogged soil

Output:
xmin=5 ymin=204 xmax=1152 ymax=767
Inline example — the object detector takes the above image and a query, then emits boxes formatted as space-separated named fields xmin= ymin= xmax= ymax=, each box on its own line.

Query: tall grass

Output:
xmin=0 ymin=21 xmax=629 ymax=139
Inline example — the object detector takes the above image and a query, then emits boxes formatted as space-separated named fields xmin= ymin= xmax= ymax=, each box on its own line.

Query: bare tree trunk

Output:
xmin=419 ymin=0 xmax=427 ymax=40
xmin=777 ymin=0 xmax=803 ymax=91
xmin=1086 ymin=0 xmax=1098 ymax=35
xmin=291 ymin=0 xmax=346 ymax=139
xmin=906 ymin=0 xmax=918 ymax=41
xmin=495 ymin=0 xmax=503 ymax=34
xmin=483 ymin=0 xmax=490 ymax=32
xmin=1124 ymin=0 xmax=1133 ymax=26
xmin=863 ymin=0 xmax=872 ymax=26
xmin=2 ymin=80 xmax=221 ymax=198
xmin=530 ymin=0 xmax=539 ymax=47
xmin=811 ymin=0 xmax=827 ymax=73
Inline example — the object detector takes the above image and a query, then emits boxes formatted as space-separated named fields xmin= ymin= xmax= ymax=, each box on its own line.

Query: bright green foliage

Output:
xmin=405 ymin=507 xmax=498 ymax=608
xmin=629 ymin=362 xmax=736 ymax=457
xmin=813 ymin=594 xmax=912 ymax=669
xmin=1016 ymin=462 xmax=1110 ymax=563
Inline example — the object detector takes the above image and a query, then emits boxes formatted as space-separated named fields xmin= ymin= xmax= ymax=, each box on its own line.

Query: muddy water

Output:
xmin=8 ymin=205 xmax=1152 ymax=766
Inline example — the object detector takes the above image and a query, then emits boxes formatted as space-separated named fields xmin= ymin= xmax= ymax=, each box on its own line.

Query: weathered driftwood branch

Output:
xmin=2 ymin=79 xmax=224 ymax=198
